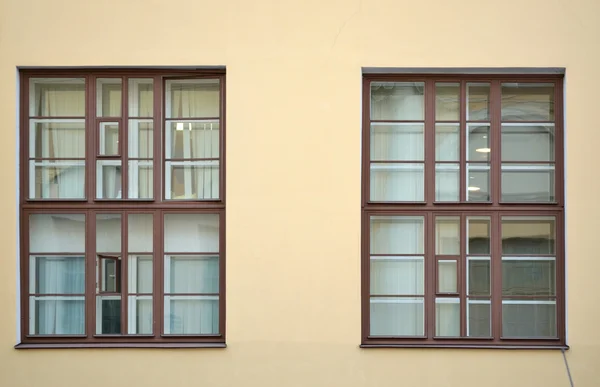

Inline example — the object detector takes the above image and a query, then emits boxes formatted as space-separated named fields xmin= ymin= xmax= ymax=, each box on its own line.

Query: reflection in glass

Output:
xmin=29 ymin=214 xmax=86 ymax=253
xmin=371 ymin=124 xmax=424 ymax=161
xmin=438 ymin=260 xmax=457 ymax=293
xmin=164 ymin=214 xmax=219 ymax=253
xmin=166 ymin=161 xmax=219 ymax=200
xmin=99 ymin=122 xmax=119 ymax=156
xmin=467 ymin=124 xmax=490 ymax=161
xmin=502 ymin=300 xmax=556 ymax=337
xmin=502 ymin=259 xmax=555 ymax=296
xmin=96 ymin=161 xmax=122 ymax=199
xmin=435 ymin=83 xmax=460 ymax=121
xmin=467 ymin=164 xmax=490 ymax=202
xmin=31 ymin=120 xmax=85 ymax=158
xmin=96 ymin=78 xmax=122 ymax=117
xmin=467 ymin=217 xmax=490 ymax=254
xmin=435 ymin=164 xmax=459 ymax=201
xmin=467 ymin=83 xmax=490 ymax=121
xmin=468 ymin=258 xmax=490 ymax=296
xmin=96 ymin=214 xmax=121 ymax=253
xmin=128 ymin=161 xmax=153 ymax=199
xmin=370 ymin=163 xmax=424 ymax=202
xmin=30 ymin=78 xmax=85 ymax=117
xmin=128 ymin=79 xmax=154 ymax=117
xmin=435 ymin=124 xmax=459 ymax=161
xmin=128 ymin=215 xmax=153 ymax=253
xmin=370 ymin=216 xmax=424 ymax=255
xmin=468 ymin=301 xmax=491 ymax=337
xmin=31 ymin=161 xmax=85 ymax=199
xmin=370 ymin=297 xmax=424 ymax=336
xmin=501 ymin=125 xmax=554 ymax=162
xmin=501 ymin=83 xmax=554 ymax=121
xmin=501 ymin=165 xmax=554 ymax=202
xmin=435 ymin=217 xmax=460 ymax=255
xmin=371 ymin=82 xmax=425 ymax=121
xmin=502 ymin=216 xmax=555 ymax=255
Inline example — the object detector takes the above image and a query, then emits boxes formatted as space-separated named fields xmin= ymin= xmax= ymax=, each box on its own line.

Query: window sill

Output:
xmin=15 ymin=342 xmax=226 ymax=349
xmin=360 ymin=344 xmax=569 ymax=350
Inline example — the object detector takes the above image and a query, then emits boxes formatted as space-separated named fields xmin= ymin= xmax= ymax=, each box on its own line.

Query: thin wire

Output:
xmin=561 ymin=348 xmax=575 ymax=387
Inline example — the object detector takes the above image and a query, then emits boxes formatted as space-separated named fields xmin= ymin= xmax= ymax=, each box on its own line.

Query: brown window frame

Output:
xmin=361 ymin=74 xmax=566 ymax=348
xmin=18 ymin=69 xmax=226 ymax=348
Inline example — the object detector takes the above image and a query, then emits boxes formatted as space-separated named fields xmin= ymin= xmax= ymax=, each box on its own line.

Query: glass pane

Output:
xmin=502 ymin=259 xmax=555 ymax=296
xmin=166 ymin=161 xmax=219 ymax=200
xmin=30 ymin=120 xmax=85 ymax=158
xmin=501 ymin=165 xmax=554 ymax=202
xmin=96 ymin=79 xmax=122 ymax=117
xmin=164 ymin=295 xmax=219 ymax=334
xmin=96 ymin=161 xmax=122 ymax=199
xmin=96 ymin=214 xmax=121 ymax=253
xmin=30 ymin=78 xmax=85 ymax=117
xmin=501 ymin=83 xmax=555 ymax=121
xmin=435 ymin=164 xmax=459 ymax=201
xmin=502 ymin=125 xmax=554 ymax=162
xmin=30 ymin=161 xmax=85 ymax=199
xmin=99 ymin=257 xmax=121 ymax=292
xmin=99 ymin=122 xmax=119 ymax=156
xmin=436 ymin=216 xmax=460 ymax=255
xmin=29 ymin=256 xmax=85 ymax=294
xmin=167 ymin=121 xmax=220 ymax=159
xmin=164 ymin=214 xmax=219 ymax=253
xmin=467 ymin=164 xmax=490 ymax=202
xmin=370 ymin=163 xmax=424 ymax=202
xmin=468 ymin=301 xmax=491 ymax=337
xmin=29 ymin=296 xmax=85 ymax=335
xmin=370 ymin=82 xmax=425 ymax=121
xmin=436 ymin=83 xmax=460 ymax=121
xmin=128 ymin=295 xmax=152 ymax=334
xmin=29 ymin=214 xmax=85 ymax=253
xmin=438 ymin=260 xmax=457 ymax=293
xmin=370 ymin=297 xmax=424 ymax=336
xmin=467 ymin=83 xmax=490 ymax=121
xmin=128 ymin=120 xmax=153 ymax=158
xmin=166 ymin=79 xmax=220 ymax=118
xmin=467 ymin=217 xmax=491 ymax=254
xmin=370 ymin=257 xmax=424 ymax=295
xmin=436 ymin=298 xmax=460 ymax=336
xmin=502 ymin=301 xmax=556 ymax=337
xmin=467 ymin=124 xmax=490 ymax=161
xmin=128 ymin=78 xmax=154 ymax=117
xmin=128 ymin=161 xmax=153 ymax=199
xmin=166 ymin=256 xmax=219 ymax=294
xmin=468 ymin=258 xmax=490 ymax=296
xmin=435 ymin=124 xmax=459 ymax=161
xmin=96 ymin=296 xmax=121 ymax=334
xmin=128 ymin=214 xmax=153 ymax=253
xmin=370 ymin=216 xmax=424 ymax=255
xmin=128 ymin=256 xmax=153 ymax=293
xmin=370 ymin=124 xmax=424 ymax=161
xmin=502 ymin=216 xmax=555 ymax=254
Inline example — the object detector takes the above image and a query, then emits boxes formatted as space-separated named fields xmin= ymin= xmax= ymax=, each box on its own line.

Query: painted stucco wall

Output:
xmin=0 ymin=0 xmax=598 ymax=385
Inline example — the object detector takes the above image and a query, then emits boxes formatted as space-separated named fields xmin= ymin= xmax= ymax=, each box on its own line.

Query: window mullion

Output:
xmin=121 ymin=77 xmax=129 ymax=200
xmin=459 ymin=81 xmax=467 ymax=202
xmin=425 ymin=212 xmax=435 ymax=339
xmin=155 ymin=209 xmax=164 ymax=336
xmin=153 ymin=76 xmax=162 ymax=202
xmin=86 ymin=75 xmax=95 ymax=203
xmin=490 ymin=80 xmax=501 ymax=205
xmin=425 ymin=80 xmax=435 ymax=204
xmin=86 ymin=210 xmax=96 ymax=339
xmin=491 ymin=212 xmax=502 ymax=341
xmin=121 ymin=212 xmax=128 ymax=335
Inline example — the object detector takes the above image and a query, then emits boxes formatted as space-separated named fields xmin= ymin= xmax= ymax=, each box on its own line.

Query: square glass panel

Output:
xmin=29 ymin=256 xmax=85 ymax=294
xmin=502 ymin=124 xmax=554 ymax=162
xmin=370 ymin=297 xmax=424 ymax=336
xmin=370 ymin=257 xmax=424 ymax=295
xmin=167 ymin=121 xmax=220 ymax=159
xmin=370 ymin=216 xmax=424 ymax=255
xmin=435 ymin=298 xmax=460 ymax=336
xmin=30 ymin=161 xmax=85 ymax=199
xmin=435 ymin=124 xmax=459 ymax=161
xmin=166 ymin=161 xmax=219 ymax=200
xmin=166 ymin=79 xmax=220 ymax=119
xmin=501 ymin=216 xmax=555 ymax=254
xmin=438 ymin=260 xmax=458 ymax=293
xmin=468 ymin=300 xmax=491 ymax=337
xmin=164 ymin=295 xmax=219 ymax=334
xmin=164 ymin=214 xmax=219 ymax=253
xmin=468 ymin=258 xmax=490 ymax=296
xmin=370 ymin=163 xmax=424 ymax=202
xmin=96 ymin=296 xmax=121 ymax=334
xmin=128 ymin=78 xmax=154 ymax=117
xmin=502 ymin=300 xmax=557 ymax=337
xmin=165 ymin=256 xmax=219 ymax=294
xmin=467 ymin=216 xmax=491 ymax=254
xmin=96 ymin=78 xmax=122 ymax=117
xmin=99 ymin=122 xmax=119 ymax=156
xmin=96 ymin=161 xmax=122 ymax=199
xmin=435 ymin=164 xmax=459 ymax=201
xmin=128 ymin=120 xmax=153 ymax=158
xmin=128 ymin=256 xmax=153 ymax=294
xmin=467 ymin=164 xmax=490 ymax=202
xmin=370 ymin=124 xmax=424 ymax=161
xmin=30 ymin=78 xmax=85 ymax=117
xmin=467 ymin=124 xmax=490 ymax=161
xmin=30 ymin=120 xmax=85 ymax=158
xmin=29 ymin=214 xmax=85 ymax=253
xmin=128 ymin=295 xmax=152 ymax=334
xmin=435 ymin=83 xmax=460 ymax=121
xmin=502 ymin=258 xmax=556 ymax=296
xmin=29 ymin=296 xmax=85 ymax=335
xmin=96 ymin=214 xmax=121 ymax=253
xmin=467 ymin=83 xmax=490 ymax=121
xmin=128 ymin=161 xmax=153 ymax=199
xmin=501 ymin=83 xmax=555 ymax=121
xmin=501 ymin=165 xmax=555 ymax=202
xmin=435 ymin=217 xmax=460 ymax=255
xmin=370 ymin=82 xmax=425 ymax=120
xmin=128 ymin=214 xmax=153 ymax=253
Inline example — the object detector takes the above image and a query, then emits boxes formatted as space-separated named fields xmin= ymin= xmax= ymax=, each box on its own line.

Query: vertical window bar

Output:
xmin=459 ymin=213 xmax=467 ymax=337
xmin=425 ymin=80 xmax=435 ymax=204
xmin=425 ymin=212 xmax=435 ymax=338
xmin=490 ymin=80 xmax=502 ymax=205
xmin=121 ymin=77 xmax=129 ymax=202
xmin=490 ymin=212 xmax=502 ymax=340
xmin=459 ymin=81 xmax=467 ymax=202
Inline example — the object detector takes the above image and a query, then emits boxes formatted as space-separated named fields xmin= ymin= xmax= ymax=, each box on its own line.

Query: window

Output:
xmin=20 ymin=69 xmax=225 ymax=346
xmin=362 ymin=75 xmax=564 ymax=347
